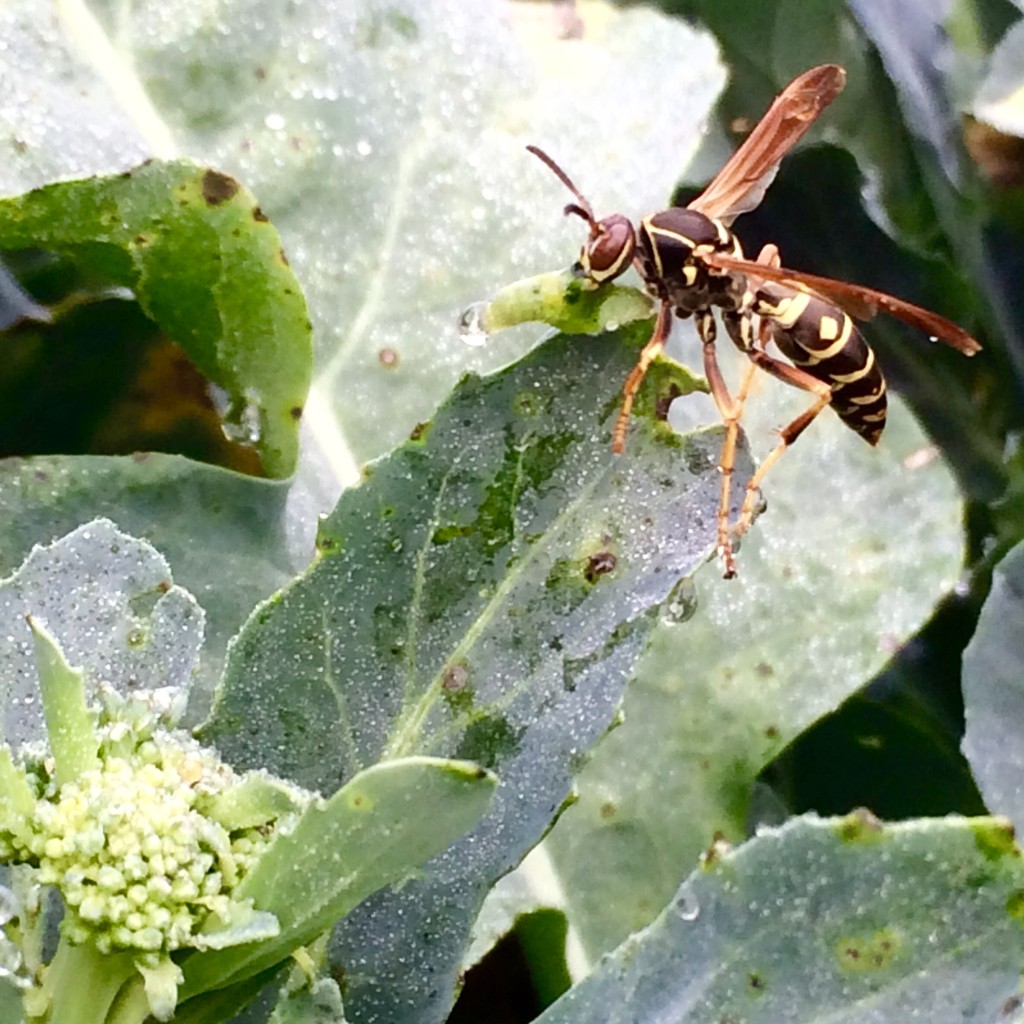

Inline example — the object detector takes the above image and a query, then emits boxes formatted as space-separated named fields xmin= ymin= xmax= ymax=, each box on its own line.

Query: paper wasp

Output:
xmin=528 ymin=64 xmax=980 ymax=577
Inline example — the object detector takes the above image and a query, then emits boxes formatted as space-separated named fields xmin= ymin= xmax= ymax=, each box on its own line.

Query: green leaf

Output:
xmin=0 ymin=455 xmax=300 ymax=717
xmin=0 ymin=161 xmax=313 ymax=477
xmin=0 ymin=979 xmax=22 ymax=1024
xmin=27 ymin=616 xmax=99 ymax=786
xmin=963 ymin=539 xmax=1024 ymax=829
xmin=536 ymin=814 xmax=1024 ymax=1023
xmin=200 ymin=322 xmax=736 ymax=1021
xmin=269 ymin=977 xmax=347 ymax=1024
xmin=179 ymin=757 xmax=496 ymax=1000
xmin=0 ymin=745 xmax=35 ymax=840
xmin=0 ymin=518 xmax=204 ymax=748
xmin=541 ymin=387 xmax=968 ymax=959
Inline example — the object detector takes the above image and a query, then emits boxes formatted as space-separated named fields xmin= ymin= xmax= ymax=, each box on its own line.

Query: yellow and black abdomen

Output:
xmin=755 ymin=281 xmax=887 ymax=445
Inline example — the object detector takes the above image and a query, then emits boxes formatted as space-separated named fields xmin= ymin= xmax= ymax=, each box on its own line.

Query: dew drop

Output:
xmin=221 ymin=391 xmax=262 ymax=444
xmin=457 ymin=301 xmax=491 ymax=347
xmin=661 ymin=575 xmax=698 ymax=626
xmin=264 ymin=112 xmax=285 ymax=131
xmin=125 ymin=626 xmax=147 ymax=649
xmin=675 ymin=882 xmax=700 ymax=921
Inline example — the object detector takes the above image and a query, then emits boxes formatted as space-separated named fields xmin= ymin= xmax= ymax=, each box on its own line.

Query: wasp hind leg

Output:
xmin=731 ymin=348 xmax=833 ymax=547
xmin=699 ymin=310 xmax=760 ymax=579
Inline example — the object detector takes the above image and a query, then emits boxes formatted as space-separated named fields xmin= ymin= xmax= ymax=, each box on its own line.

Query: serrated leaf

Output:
xmin=0 ymin=161 xmax=313 ymax=477
xmin=199 ymin=323 xmax=743 ymax=1022
xmin=0 ymin=518 xmax=204 ymax=748
xmin=0 ymin=455 xmax=302 ymax=718
xmin=537 ymin=814 xmax=1024 ymax=1024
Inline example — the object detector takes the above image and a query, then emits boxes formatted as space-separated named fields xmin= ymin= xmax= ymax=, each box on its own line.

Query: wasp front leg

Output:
xmin=612 ymin=300 xmax=673 ymax=454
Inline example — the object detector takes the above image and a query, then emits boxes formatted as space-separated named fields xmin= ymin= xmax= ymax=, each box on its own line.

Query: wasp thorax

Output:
xmin=578 ymin=213 xmax=635 ymax=284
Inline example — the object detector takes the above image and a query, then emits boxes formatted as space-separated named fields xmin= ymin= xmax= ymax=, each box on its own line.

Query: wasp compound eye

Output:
xmin=581 ymin=215 xmax=635 ymax=284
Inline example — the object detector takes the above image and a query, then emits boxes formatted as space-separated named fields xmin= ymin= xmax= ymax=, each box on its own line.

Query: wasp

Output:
xmin=527 ymin=64 xmax=981 ymax=577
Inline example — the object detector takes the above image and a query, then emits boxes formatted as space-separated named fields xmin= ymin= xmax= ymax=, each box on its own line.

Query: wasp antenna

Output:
xmin=526 ymin=144 xmax=596 ymax=225
xmin=563 ymin=202 xmax=598 ymax=231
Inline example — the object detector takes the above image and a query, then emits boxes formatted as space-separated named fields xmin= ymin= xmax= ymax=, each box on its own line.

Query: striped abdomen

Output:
xmin=754 ymin=281 xmax=887 ymax=445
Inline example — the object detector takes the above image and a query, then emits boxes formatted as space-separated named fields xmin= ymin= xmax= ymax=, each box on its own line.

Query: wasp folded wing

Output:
xmin=702 ymin=251 xmax=981 ymax=356
xmin=690 ymin=64 xmax=847 ymax=226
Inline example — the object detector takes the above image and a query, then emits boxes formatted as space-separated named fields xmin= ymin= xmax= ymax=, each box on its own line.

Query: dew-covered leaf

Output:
xmin=540 ymin=353 xmax=968 ymax=960
xmin=0 ymin=162 xmax=313 ymax=477
xmin=200 ymin=323 xmax=743 ymax=1023
xmin=962 ymin=540 xmax=1024 ymax=831
xmin=537 ymin=814 xmax=1024 ymax=1024
xmin=268 ymin=977 xmax=346 ymax=1024
xmin=180 ymin=757 xmax=495 ymax=1003
xmin=0 ymin=518 xmax=203 ymax=748
xmin=0 ymin=455 xmax=304 ymax=720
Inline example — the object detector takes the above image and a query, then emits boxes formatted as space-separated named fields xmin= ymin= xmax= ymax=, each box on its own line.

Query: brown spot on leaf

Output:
xmin=442 ymin=664 xmax=469 ymax=691
xmin=253 ymin=206 xmax=269 ymax=222
xmin=378 ymin=347 xmax=399 ymax=368
xmin=584 ymin=551 xmax=617 ymax=583
xmin=201 ymin=169 xmax=240 ymax=205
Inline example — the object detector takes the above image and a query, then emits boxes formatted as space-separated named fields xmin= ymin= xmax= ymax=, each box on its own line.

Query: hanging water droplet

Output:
xmin=661 ymin=575 xmax=698 ymax=626
xmin=675 ymin=881 xmax=700 ymax=921
xmin=458 ymin=301 xmax=491 ymax=347
xmin=222 ymin=390 xmax=263 ymax=444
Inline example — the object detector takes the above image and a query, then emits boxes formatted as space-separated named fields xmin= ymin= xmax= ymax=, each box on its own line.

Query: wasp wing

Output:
xmin=703 ymin=251 xmax=981 ymax=355
xmin=689 ymin=64 xmax=846 ymax=226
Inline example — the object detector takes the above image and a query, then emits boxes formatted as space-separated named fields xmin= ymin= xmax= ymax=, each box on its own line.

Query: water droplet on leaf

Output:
xmin=675 ymin=882 xmax=700 ymax=921
xmin=661 ymin=576 xmax=698 ymax=625
xmin=458 ymin=302 xmax=490 ymax=347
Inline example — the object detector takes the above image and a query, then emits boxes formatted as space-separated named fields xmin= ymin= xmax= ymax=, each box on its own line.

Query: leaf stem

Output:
xmin=35 ymin=937 xmax=136 ymax=1024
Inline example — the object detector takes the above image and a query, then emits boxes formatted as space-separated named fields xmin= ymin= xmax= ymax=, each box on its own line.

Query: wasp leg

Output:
xmin=701 ymin=309 xmax=762 ymax=578
xmin=732 ymin=350 xmax=832 ymax=541
xmin=710 ymin=244 xmax=781 ymax=577
xmin=612 ymin=300 xmax=673 ymax=454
